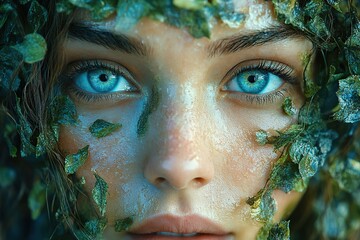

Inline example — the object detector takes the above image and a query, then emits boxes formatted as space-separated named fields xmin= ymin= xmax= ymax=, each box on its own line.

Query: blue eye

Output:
xmin=72 ymin=64 xmax=137 ymax=94
xmin=225 ymin=69 xmax=283 ymax=94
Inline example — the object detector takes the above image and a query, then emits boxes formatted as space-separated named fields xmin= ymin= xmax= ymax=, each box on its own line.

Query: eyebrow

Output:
xmin=207 ymin=26 xmax=305 ymax=57
xmin=67 ymin=23 xmax=150 ymax=56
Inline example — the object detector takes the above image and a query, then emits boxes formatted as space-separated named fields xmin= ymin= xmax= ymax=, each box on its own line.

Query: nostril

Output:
xmin=193 ymin=177 xmax=207 ymax=187
xmin=155 ymin=177 xmax=166 ymax=185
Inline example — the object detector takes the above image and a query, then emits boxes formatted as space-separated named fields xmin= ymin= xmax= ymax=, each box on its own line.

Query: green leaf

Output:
xmin=49 ymin=95 xmax=77 ymax=125
xmin=282 ymin=97 xmax=296 ymax=116
xmin=345 ymin=25 xmax=360 ymax=75
xmin=0 ymin=3 xmax=13 ymax=29
xmin=255 ymin=130 xmax=268 ymax=145
xmin=272 ymin=0 xmax=305 ymax=31
xmin=114 ymin=217 xmax=133 ymax=232
xmin=269 ymin=153 xmax=306 ymax=193
xmin=115 ymin=0 xmax=153 ymax=32
xmin=246 ymin=189 xmax=276 ymax=223
xmin=334 ymin=75 xmax=360 ymax=123
xmin=89 ymin=119 xmax=122 ymax=138
xmin=0 ymin=167 xmax=16 ymax=188
xmin=12 ymin=33 xmax=47 ymax=63
xmin=92 ymin=172 xmax=108 ymax=217
xmin=28 ymin=179 xmax=46 ymax=220
xmin=269 ymin=124 xmax=303 ymax=150
xmin=84 ymin=218 xmax=107 ymax=238
xmin=15 ymin=97 xmax=35 ymax=157
xmin=64 ymin=145 xmax=89 ymax=175
xmin=217 ymin=0 xmax=245 ymax=29
xmin=35 ymin=132 xmax=46 ymax=157
xmin=173 ymin=0 xmax=209 ymax=10
xmin=0 ymin=47 xmax=23 ymax=91
xmin=27 ymin=0 xmax=48 ymax=32
xmin=330 ymin=156 xmax=360 ymax=192
xmin=267 ymin=220 xmax=290 ymax=240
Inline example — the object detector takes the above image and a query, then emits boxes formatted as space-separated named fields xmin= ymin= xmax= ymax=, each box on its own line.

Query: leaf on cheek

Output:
xmin=114 ymin=217 xmax=133 ymax=232
xmin=64 ymin=145 xmax=89 ymax=175
xmin=92 ymin=172 xmax=108 ymax=217
xmin=282 ymin=97 xmax=297 ymax=116
xmin=89 ymin=119 xmax=122 ymax=138
xmin=246 ymin=189 xmax=277 ymax=223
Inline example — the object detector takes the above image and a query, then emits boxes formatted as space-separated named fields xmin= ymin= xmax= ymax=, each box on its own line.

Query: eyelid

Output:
xmin=221 ymin=59 xmax=297 ymax=89
xmin=62 ymin=59 xmax=141 ymax=91
xmin=59 ymin=59 xmax=141 ymax=104
xmin=220 ymin=60 xmax=298 ymax=105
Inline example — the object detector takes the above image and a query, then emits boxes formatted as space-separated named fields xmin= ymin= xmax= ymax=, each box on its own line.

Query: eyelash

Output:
xmin=224 ymin=60 xmax=297 ymax=104
xmin=61 ymin=59 xmax=297 ymax=105
xmin=61 ymin=60 xmax=138 ymax=103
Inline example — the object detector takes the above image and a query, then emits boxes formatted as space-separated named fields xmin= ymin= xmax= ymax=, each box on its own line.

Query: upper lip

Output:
xmin=128 ymin=214 xmax=229 ymax=235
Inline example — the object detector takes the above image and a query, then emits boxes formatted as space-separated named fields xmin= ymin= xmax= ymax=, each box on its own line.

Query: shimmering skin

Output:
xmin=59 ymin=0 xmax=313 ymax=239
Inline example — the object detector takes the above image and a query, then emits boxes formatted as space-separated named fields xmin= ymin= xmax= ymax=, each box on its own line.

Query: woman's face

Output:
xmin=59 ymin=0 xmax=312 ymax=239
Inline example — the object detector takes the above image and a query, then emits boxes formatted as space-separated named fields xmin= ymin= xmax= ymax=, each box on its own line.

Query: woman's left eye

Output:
xmin=224 ymin=69 xmax=283 ymax=94
xmin=74 ymin=68 xmax=137 ymax=94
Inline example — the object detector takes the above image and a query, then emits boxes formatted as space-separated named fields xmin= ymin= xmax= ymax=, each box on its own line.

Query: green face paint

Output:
xmin=137 ymin=86 xmax=160 ymax=137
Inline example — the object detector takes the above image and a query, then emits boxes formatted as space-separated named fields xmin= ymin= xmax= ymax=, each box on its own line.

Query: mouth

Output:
xmin=125 ymin=214 xmax=233 ymax=240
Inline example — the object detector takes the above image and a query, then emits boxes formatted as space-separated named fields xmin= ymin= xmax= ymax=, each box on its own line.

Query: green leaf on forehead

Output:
xmin=268 ymin=124 xmax=303 ymax=150
xmin=11 ymin=33 xmax=47 ymax=63
xmin=114 ymin=0 xmax=152 ymax=32
xmin=345 ymin=26 xmax=360 ymax=75
xmin=173 ymin=0 xmax=209 ymax=10
xmin=90 ymin=0 xmax=117 ymax=20
xmin=246 ymin=189 xmax=276 ymax=223
xmin=114 ymin=216 xmax=133 ymax=232
xmin=216 ymin=0 xmax=245 ymax=29
xmin=269 ymin=153 xmax=306 ymax=193
xmin=272 ymin=0 xmax=305 ymax=31
xmin=330 ymin=156 xmax=360 ymax=192
xmin=89 ymin=119 xmax=122 ymax=138
xmin=84 ymin=218 xmax=107 ymax=238
xmin=28 ymin=179 xmax=46 ymax=219
xmin=255 ymin=130 xmax=269 ymax=146
xmin=64 ymin=145 xmax=89 ymax=175
xmin=92 ymin=172 xmax=108 ymax=217
xmin=0 ymin=167 xmax=16 ymax=188
xmin=28 ymin=0 xmax=48 ymax=32
xmin=49 ymin=95 xmax=77 ymax=125
xmin=334 ymin=75 xmax=360 ymax=123
xmin=282 ymin=97 xmax=296 ymax=116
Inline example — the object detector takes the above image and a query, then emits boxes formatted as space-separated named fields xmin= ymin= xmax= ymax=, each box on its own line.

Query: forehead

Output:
xmin=73 ymin=0 xmax=279 ymax=41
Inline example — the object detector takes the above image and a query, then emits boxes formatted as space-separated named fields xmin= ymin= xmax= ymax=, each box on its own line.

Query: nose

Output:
xmin=143 ymin=92 xmax=214 ymax=190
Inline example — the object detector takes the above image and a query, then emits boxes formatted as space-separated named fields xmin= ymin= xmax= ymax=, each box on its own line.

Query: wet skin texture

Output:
xmin=59 ymin=0 xmax=313 ymax=239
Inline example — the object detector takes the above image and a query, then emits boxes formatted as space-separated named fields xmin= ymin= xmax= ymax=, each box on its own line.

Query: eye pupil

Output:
xmin=99 ymin=74 xmax=108 ymax=82
xmin=248 ymin=75 xmax=256 ymax=83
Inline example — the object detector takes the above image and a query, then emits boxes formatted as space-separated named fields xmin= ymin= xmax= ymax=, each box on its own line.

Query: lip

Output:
xmin=126 ymin=214 xmax=233 ymax=240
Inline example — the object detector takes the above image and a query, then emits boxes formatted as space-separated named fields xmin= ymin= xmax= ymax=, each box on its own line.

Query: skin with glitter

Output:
xmin=59 ymin=0 xmax=313 ymax=239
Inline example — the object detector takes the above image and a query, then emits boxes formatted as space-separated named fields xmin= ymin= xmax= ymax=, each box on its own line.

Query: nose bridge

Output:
xmin=144 ymin=82 xmax=214 ymax=190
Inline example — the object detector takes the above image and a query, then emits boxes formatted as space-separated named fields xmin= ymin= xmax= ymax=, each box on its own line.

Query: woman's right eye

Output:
xmin=70 ymin=61 xmax=138 ymax=94
xmin=74 ymin=68 xmax=137 ymax=94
